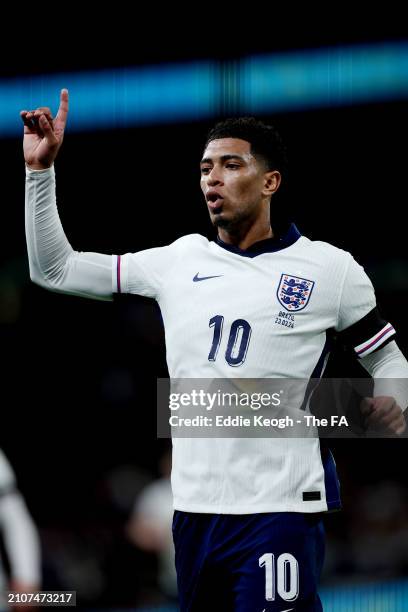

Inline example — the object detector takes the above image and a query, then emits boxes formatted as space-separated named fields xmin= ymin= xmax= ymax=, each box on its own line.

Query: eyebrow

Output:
xmin=200 ymin=154 xmax=247 ymax=165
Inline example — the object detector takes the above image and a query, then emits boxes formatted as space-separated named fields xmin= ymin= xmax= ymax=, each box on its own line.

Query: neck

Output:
xmin=217 ymin=217 xmax=274 ymax=250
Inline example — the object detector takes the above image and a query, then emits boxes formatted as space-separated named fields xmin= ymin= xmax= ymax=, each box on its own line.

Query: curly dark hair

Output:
xmin=205 ymin=117 xmax=289 ymax=182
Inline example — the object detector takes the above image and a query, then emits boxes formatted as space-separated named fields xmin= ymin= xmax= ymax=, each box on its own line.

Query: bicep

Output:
xmin=55 ymin=242 xmax=176 ymax=302
xmin=44 ymin=251 xmax=114 ymax=301
xmin=336 ymin=256 xmax=376 ymax=332
xmin=335 ymin=256 xmax=396 ymax=358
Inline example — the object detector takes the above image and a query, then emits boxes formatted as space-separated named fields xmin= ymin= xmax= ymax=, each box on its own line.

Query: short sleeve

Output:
xmin=113 ymin=244 xmax=176 ymax=299
xmin=112 ymin=234 xmax=206 ymax=299
xmin=336 ymin=256 xmax=396 ymax=358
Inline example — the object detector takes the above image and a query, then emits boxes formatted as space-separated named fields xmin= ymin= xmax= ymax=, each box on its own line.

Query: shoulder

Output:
xmin=297 ymin=236 xmax=354 ymax=272
xmin=170 ymin=233 xmax=209 ymax=246
xmin=168 ymin=233 xmax=209 ymax=252
xmin=292 ymin=237 xmax=359 ymax=292
xmin=299 ymin=236 xmax=352 ymax=261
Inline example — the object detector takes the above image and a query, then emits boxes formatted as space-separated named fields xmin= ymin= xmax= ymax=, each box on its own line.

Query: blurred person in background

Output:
xmin=126 ymin=447 xmax=177 ymax=604
xmin=349 ymin=481 xmax=408 ymax=579
xmin=0 ymin=449 xmax=41 ymax=611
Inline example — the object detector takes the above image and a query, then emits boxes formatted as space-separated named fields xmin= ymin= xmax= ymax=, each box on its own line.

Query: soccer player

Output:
xmin=22 ymin=90 xmax=408 ymax=611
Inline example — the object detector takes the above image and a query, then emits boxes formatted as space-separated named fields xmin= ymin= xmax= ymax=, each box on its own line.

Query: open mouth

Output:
xmin=206 ymin=192 xmax=224 ymax=211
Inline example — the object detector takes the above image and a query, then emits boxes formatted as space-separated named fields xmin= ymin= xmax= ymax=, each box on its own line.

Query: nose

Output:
xmin=206 ymin=166 xmax=223 ymax=186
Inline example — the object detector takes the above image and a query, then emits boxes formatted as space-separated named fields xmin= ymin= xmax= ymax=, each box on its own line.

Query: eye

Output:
xmin=226 ymin=163 xmax=240 ymax=170
xmin=201 ymin=166 xmax=212 ymax=174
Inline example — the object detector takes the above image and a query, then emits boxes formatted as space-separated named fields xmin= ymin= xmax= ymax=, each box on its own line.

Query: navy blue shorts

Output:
xmin=172 ymin=511 xmax=325 ymax=612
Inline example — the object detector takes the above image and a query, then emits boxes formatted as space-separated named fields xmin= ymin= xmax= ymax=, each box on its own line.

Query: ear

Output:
xmin=262 ymin=170 xmax=281 ymax=197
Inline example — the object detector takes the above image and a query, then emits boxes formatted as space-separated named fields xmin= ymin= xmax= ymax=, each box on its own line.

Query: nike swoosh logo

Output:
xmin=193 ymin=273 xmax=223 ymax=282
xmin=261 ymin=609 xmax=294 ymax=612
xmin=262 ymin=609 xmax=294 ymax=612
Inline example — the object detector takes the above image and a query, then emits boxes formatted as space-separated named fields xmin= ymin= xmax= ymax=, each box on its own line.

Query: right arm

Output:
xmin=22 ymin=90 xmax=185 ymax=301
xmin=22 ymin=89 xmax=113 ymax=300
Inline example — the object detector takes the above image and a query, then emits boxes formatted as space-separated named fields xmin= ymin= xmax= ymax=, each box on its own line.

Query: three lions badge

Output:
xmin=277 ymin=274 xmax=315 ymax=312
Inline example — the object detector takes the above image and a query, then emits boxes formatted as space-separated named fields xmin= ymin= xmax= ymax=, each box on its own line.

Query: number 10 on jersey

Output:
xmin=208 ymin=315 xmax=252 ymax=367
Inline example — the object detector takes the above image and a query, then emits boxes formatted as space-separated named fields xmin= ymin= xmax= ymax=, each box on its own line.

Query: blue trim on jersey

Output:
xmin=320 ymin=444 xmax=341 ymax=511
xmin=214 ymin=223 xmax=301 ymax=257
xmin=298 ymin=335 xmax=341 ymax=512
xmin=300 ymin=333 xmax=332 ymax=411
xmin=311 ymin=336 xmax=332 ymax=380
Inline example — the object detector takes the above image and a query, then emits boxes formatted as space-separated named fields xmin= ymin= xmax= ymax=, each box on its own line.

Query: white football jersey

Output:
xmin=25 ymin=168 xmax=397 ymax=514
xmin=114 ymin=228 xmax=395 ymax=513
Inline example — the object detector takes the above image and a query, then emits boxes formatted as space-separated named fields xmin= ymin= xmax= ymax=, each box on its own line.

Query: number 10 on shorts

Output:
xmin=259 ymin=553 xmax=299 ymax=602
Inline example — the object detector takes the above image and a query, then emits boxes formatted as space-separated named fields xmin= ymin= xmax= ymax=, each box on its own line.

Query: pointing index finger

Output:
xmin=55 ymin=88 xmax=69 ymax=125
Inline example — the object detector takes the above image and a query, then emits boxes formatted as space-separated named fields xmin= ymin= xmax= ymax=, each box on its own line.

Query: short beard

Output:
xmin=213 ymin=216 xmax=234 ymax=230
xmin=213 ymin=207 xmax=254 ymax=234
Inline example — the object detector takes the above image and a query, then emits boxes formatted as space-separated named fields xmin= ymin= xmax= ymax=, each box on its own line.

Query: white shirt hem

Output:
xmin=173 ymin=499 xmax=329 ymax=514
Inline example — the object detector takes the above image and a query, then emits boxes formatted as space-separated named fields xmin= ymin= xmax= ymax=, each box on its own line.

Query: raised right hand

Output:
xmin=20 ymin=89 xmax=69 ymax=170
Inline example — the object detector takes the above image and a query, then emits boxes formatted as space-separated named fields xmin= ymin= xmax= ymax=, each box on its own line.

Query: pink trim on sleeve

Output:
xmin=355 ymin=324 xmax=395 ymax=356
xmin=117 ymin=255 xmax=121 ymax=294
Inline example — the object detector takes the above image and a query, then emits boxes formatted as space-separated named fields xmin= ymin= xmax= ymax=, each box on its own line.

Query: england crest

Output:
xmin=277 ymin=274 xmax=315 ymax=312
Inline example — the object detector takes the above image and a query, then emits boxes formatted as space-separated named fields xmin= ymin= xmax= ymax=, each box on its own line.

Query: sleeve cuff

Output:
xmin=25 ymin=164 xmax=54 ymax=176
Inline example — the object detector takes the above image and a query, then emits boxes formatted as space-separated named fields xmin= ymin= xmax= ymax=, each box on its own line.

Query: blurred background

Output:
xmin=1 ymin=20 xmax=408 ymax=611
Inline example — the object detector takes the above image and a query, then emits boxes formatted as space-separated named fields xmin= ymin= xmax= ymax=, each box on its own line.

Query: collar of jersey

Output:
xmin=214 ymin=223 xmax=301 ymax=258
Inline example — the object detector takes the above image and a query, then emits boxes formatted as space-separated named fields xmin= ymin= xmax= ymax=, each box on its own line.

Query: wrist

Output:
xmin=26 ymin=163 xmax=53 ymax=171
xmin=26 ymin=163 xmax=54 ymax=174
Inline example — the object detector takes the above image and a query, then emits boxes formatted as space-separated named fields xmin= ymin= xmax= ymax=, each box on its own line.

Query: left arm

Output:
xmin=359 ymin=340 xmax=408 ymax=435
xmin=335 ymin=254 xmax=408 ymax=435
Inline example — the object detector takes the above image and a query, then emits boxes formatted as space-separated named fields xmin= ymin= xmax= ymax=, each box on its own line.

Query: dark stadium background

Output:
xmin=1 ymin=23 xmax=407 ymax=609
